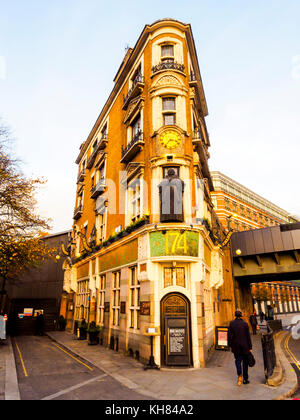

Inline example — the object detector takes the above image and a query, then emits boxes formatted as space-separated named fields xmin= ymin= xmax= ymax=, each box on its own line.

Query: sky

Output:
xmin=0 ymin=0 xmax=300 ymax=233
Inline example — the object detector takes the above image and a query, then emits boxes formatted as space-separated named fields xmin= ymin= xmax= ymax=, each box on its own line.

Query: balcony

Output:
xmin=123 ymin=74 xmax=144 ymax=110
xmin=152 ymin=60 xmax=185 ymax=75
xmin=90 ymin=178 xmax=106 ymax=199
xmin=189 ymin=72 xmax=197 ymax=86
xmin=121 ymin=130 xmax=144 ymax=164
xmin=73 ymin=205 xmax=83 ymax=220
xmin=86 ymin=135 xmax=108 ymax=169
xmin=77 ymin=169 xmax=86 ymax=184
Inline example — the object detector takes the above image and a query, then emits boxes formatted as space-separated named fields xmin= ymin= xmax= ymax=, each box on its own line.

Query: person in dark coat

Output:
xmin=249 ymin=311 xmax=258 ymax=335
xmin=35 ymin=312 xmax=45 ymax=336
xmin=228 ymin=310 xmax=253 ymax=386
xmin=259 ymin=311 xmax=265 ymax=323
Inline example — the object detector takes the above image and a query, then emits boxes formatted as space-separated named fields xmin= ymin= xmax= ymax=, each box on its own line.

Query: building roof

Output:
xmin=211 ymin=171 xmax=297 ymax=222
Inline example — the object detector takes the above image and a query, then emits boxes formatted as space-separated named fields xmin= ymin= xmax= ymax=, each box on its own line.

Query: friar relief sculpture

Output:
xmin=158 ymin=169 xmax=185 ymax=223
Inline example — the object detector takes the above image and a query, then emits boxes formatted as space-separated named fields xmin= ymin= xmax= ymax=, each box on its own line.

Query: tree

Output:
xmin=251 ymin=284 xmax=272 ymax=303
xmin=0 ymin=120 xmax=55 ymax=304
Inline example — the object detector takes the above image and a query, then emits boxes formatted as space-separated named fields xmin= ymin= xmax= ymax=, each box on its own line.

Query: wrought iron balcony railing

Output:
xmin=73 ymin=204 xmax=83 ymax=220
xmin=86 ymin=135 xmax=108 ymax=169
xmin=121 ymin=130 xmax=144 ymax=163
xmin=123 ymin=74 xmax=144 ymax=109
xmin=77 ymin=169 xmax=86 ymax=184
xmin=189 ymin=72 xmax=197 ymax=84
xmin=152 ymin=60 xmax=185 ymax=75
xmin=90 ymin=178 xmax=106 ymax=199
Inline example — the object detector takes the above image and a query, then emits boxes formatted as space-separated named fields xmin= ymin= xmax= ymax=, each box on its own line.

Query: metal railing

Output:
xmin=121 ymin=130 xmax=144 ymax=159
xmin=123 ymin=74 xmax=144 ymax=106
xmin=152 ymin=60 xmax=185 ymax=74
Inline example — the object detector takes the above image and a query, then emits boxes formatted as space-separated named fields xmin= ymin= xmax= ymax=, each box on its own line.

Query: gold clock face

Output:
xmin=160 ymin=130 xmax=181 ymax=150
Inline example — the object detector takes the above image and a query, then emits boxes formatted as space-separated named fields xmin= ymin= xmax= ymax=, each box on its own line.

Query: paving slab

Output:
xmin=47 ymin=330 xmax=297 ymax=400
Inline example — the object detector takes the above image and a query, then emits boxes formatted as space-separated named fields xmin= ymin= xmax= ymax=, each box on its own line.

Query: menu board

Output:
xmin=168 ymin=327 xmax=187 ymax=355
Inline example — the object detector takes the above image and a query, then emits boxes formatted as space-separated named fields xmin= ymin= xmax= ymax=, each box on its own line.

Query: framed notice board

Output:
xmin=215 ymin=326 xmax=230 ymax=351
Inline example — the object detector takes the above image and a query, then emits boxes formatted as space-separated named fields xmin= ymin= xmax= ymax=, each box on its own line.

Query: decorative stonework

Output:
xmin=155 ymin=75 xmax=181 ymax=87
xmin=123 ymin=96 xmax=144 ymax=125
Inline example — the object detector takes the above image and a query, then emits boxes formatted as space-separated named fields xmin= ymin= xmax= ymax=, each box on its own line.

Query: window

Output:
xmin=128 ymin=177 xmax=142 ymax=223
xmin=95 ymin=203 xmax=107 ymax=244
xmin=224 ymin=198 xmax=230 ymax=211
xmin=163 ymin=166 xmax=179 ymax=178
xmin=163 ymin=97 xmax=175 ymax=111
xmin=98 ymin=275 xmax=106 ymax=325
xmin=162 ymin=97 xmax=176 ymax=126
xmin=164 ymin=267 xmax=186 ymax=288
xmin=163 ymin=114 xmax=176 ymax=126
xmin=129 ymin=266 xmax=140 ymax=330
xmin=75 ymin=280 xmax=89 ymax=321
xmin=132 ymin=114 xmax=141 ymax=139
xmin=112 ymin=271 xmax=120 ymax=327
xmin=161 ymin=44 xmax=174 ymax=61
xmin=101 ymin=123 xmax=108 ymax=139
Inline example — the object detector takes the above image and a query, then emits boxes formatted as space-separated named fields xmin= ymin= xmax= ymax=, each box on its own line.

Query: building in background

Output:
xmin=251 ymin=281 xmax=300 ymax=316
xmin=211 ymin=171 xmax=298 ymax=232
xmin=6 ymin=231 xmax=70 ymax=335
xmin=61 ymin=19 xmax=236 ymax=369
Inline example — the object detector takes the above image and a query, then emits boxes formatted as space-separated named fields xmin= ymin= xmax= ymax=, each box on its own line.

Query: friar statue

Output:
xmin=158 ymin=169 xmax=185 ymax=223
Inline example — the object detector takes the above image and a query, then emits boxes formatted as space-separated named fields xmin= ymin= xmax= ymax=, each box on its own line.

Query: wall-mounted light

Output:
xmin=236 ymin=249 xmax=242 ymax=256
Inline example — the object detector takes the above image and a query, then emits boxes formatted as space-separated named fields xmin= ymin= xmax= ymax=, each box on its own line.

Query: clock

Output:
xmin=159 ymin=130 xmax=181 ymax=150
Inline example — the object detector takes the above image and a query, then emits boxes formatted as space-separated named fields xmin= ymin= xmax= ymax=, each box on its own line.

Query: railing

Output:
xmin=86 ymin=135 xmax=108 ymax=169
xmin=152 ymin=60 xmax=185 ymax=75
xmin=193 ymin=130 xmax=202 ymax=140
xmin=90 ymin=178 xmax=106 ymax=199
xmin=121 ymin=130 xmax=144 ymax=162
xmin=77 ymin=169 xmax=86 ymax=183
xmin=189 ymin=72 xmax=197 ymax=83
xmin=123 ymin=74 xmax=144 ymax=107
xmin=73 ymin=205 xmax=83 ymax=220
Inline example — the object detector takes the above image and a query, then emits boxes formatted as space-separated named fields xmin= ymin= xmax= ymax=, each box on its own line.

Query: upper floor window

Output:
xmin=162 ymin=97 xmax=176 ymax=126
xmin=161 ymin=44 xmax=174 ymax=62
xmin=101 ymin=123 xmax=108 ymax=139
xmin=127 ymin=177 xmax=141 ymax=223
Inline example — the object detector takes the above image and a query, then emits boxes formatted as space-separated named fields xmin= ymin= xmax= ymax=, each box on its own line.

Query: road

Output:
xmin=284 ymin=332 xmax=300 ymax=399
xmin=12 ymin=335 xmax=147 ymax=400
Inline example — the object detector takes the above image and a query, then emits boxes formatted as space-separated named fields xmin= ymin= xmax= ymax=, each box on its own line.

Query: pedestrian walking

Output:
xmin=266 ymin=305 xmax=274 ymax=321
xmin=0 ymin=311 xmax=6 ymax=344
xmin=259 ymin=311 xmax=265 ymax=324
xmin=35 ymin=311 xmax=45 ymax=336
xmin=249 ymin=311 xmax=258 ymax=335
xmin=228 ymin=309 xmax=253 ymax=386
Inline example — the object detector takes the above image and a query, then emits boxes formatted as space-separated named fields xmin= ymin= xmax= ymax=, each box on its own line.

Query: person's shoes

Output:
xmin=238 ymin=376 xmax=243 ymax=386
xmin=243 ymin=380 xmax=250 ymax=384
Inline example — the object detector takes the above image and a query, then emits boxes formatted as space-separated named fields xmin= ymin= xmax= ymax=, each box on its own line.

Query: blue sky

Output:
xmin=1 ymin=1 xmax=300 ymax=232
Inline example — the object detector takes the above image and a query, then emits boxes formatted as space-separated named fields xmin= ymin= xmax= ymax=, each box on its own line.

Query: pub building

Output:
xmin=60 ymin=19 xmax=234 ymax=368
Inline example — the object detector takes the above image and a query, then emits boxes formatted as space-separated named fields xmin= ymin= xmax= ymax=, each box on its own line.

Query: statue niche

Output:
xmin=158 ymin=169 xmax=185 ymax=223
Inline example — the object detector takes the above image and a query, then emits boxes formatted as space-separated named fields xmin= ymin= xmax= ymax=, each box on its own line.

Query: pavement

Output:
xmin=0 ymin=326 xmax=298 ymax=400
xmin=0 ymin=337 xmax=20 ymax=400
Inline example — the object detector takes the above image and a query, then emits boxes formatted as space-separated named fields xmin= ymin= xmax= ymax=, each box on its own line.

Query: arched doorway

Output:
xmin=160 ymin=293 xmax=192 ymax=367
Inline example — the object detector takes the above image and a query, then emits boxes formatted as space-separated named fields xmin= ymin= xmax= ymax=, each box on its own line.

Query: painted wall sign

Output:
xmin=100 ymin=240 xmax=138 ymax=272
xmin=150 ymin=231 xmax=199 ymax=257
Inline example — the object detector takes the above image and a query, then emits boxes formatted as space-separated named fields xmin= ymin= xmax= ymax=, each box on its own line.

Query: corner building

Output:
xmin=62 ymin=19 xmax=232 ymax=368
